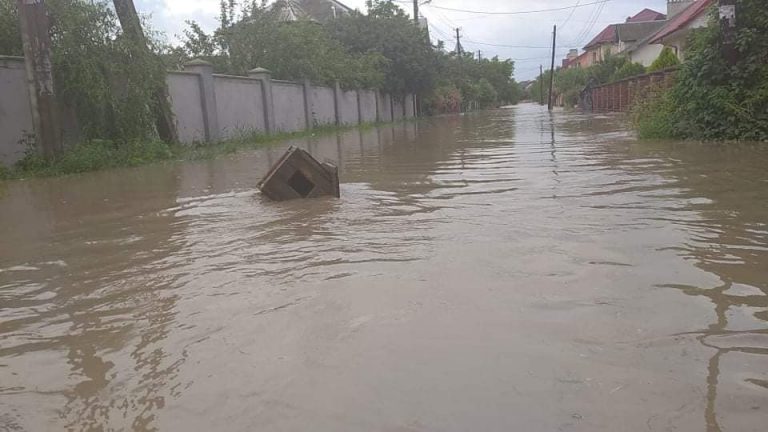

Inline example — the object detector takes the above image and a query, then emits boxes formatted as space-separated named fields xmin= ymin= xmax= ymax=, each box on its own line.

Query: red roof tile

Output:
xmin=649 ymin=0 xmax=714 ymax=44
xmin=584 ymin=25 xmax=617 ymax=49
xmin=628 ymin=8 xmax=666 ymax=22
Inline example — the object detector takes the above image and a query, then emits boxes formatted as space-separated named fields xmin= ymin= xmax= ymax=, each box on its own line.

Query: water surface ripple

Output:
xmin=1 ymin=104 xmax=766 ymax=431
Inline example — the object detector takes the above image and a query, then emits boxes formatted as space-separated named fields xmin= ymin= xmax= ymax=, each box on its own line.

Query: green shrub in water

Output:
xmin=632 ymin=90 xmax=679 ymax=140
xmin=13 ymin=140 xmax=175 ymax=177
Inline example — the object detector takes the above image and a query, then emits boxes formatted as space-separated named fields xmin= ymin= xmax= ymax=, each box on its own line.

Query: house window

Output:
xmin=592 ymin=51 xmax=597 ymax=63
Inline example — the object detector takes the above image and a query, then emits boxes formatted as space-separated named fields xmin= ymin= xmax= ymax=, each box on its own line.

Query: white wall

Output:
xmin=167 ymin=72 xmax=207 ymax=143
xmin=630 ymin=43 xmax=665 ymax=67
xmin=0 ymin=57 xmax=33 ymax=165
xmin=272 ymin=82 xmax=307 ymax=132
xmin=310 ymin=86 xmax=336 ymax=126
xmin=213 ymin=76 xmax=266 ymax=138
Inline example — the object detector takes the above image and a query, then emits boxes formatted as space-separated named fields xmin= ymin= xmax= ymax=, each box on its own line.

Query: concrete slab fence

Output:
xmin=0 ymin=57 xmax=416 ymax=165
xmin=166 ymin=60 xmax=415 ymax=144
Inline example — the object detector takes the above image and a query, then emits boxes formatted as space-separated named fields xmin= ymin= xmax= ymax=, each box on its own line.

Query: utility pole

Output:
xmin=718 ymin=0 xmax=737 ymax=65
xmin=113 ymin=0 xmax=178 ymax=143
xmin=17 ymin=0 xmax=62 ymax=159
xmin=413 ymin=0 xmax=419 ymax=24
xmin=548 ymin=25 xmax=557 ymax=111
xmin=477 ymin=50 xmax=482 ymax=62
xmin=455 ymin=28 xmax=462 ymax=55
xmin=539 ymin=65 xmax=544 ymax=105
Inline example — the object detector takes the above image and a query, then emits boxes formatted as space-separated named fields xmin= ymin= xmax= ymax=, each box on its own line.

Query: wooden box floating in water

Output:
xmin=258 ymin=146 xmax=340 ymax=201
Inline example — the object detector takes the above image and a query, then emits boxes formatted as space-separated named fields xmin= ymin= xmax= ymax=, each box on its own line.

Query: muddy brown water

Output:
xmin=1 ymin=104 xmax=767 ymax=431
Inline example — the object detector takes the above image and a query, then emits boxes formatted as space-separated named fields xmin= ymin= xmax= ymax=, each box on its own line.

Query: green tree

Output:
xmin=529 ymin=69 xmax=552 ymax=105
xmin=476 ymin=79 xmax=498 ymax=108
xmin=635 ymin=0 xmax=768 ymax=141
xmin=589 ymin=52 xmax=629 ymax=84
xmin=477 ymin=56 xmax=518 ymax=104
xmin=330 ymin=0 xmax=437 ymax=94
xmin=0 ymin=0 xmax=21 ymax=55
xmin=0 ymin=0 xmax=175 ymax=142
xmin=648 ymin=46 xmax=679 ymax=72
xmin=178 ymin=1 xmax=386 ymax=88
xmin=555 ymin=67 xmax=588 ymax=107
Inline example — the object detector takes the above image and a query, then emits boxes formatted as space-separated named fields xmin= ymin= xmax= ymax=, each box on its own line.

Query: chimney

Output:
xmin=667 ymin=0 xmax=696 ymax=18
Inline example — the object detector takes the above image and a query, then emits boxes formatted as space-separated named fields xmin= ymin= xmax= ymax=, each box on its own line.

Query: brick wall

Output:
xmin=587 ymin=68 xmax=678 ymax=113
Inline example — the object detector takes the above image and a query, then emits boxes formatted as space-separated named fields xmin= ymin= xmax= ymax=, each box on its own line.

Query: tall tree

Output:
xmin=16 ymin=0 xmax=62 ymax=158
xmin=112 ymin=0 xmax=178 ymax=143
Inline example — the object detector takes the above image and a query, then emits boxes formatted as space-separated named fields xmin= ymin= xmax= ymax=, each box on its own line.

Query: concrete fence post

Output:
xmin=248 ymin=67 xmax=275 ymax=133
xmin=302 ymin=79 xmax=313 ymax=129
xmin=333 ymin=81 xmax=342 ymax=126
xmin=184 ymin=59 xmax=219 ymax=142
xmin=356 ymin=90 xmax=362 ymax=125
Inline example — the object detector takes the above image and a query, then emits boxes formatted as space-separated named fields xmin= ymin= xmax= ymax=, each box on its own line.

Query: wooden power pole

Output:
xmin=113 ymin=0 xmax=178 ymax=143
xmin=413 ymin=0 xmax=419 ymax=24
xmin=455 ymin=28 xmax=462 ymax=55
xmin=548 ymin=25 xmax=557 ymax=111
xmin=17 ymin=0 xmax=62 ymax=158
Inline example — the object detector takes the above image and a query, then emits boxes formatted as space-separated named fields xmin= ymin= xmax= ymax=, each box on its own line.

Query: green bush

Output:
xmin=611 ymin=61 xmax=646 ymax=82
xmin=14 ymin=139 xmax=175 ymax=177
xmin=648 ymin=47 xmax=680 ymax=72
xmin=0 ymin=0 xmax=20 ymax=55
xmin=423 ymin=84 xmax=462 ymax=114
xmin=632 ymin=90 xmax=679 ymax=139
xmin=636 ymin=0 xmax=768 ymax=141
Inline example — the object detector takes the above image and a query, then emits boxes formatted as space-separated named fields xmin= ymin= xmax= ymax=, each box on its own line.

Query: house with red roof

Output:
xmin=629 ymin=8 xmax=667 ymax=23
xmin=647 ymin=0 xmax=714 ymax=60
xmin=580 ymin=8 xmax=666 ymax=67
xmin=560 ymin=1 xmax=714 ymax=70
xmin=623 ymin=0 xmax=714 ymax=64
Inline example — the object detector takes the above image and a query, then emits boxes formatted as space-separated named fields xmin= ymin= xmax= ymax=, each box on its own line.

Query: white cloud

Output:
xmin=161 ymin=0 xmax=221 ymax=16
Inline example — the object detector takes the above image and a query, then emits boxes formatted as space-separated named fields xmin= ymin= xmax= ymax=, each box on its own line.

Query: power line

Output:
xmin=559 ymin=0 xmax=581 ymax=29
xmin=460 ymin=39 xmax=556 ymax=49
xmin=462 ymin=38 xmax=581 ymax=50
xmin=571 ymin=0 xmax=609 ymax=47
xmin=425 ymin=0 xmax=614 ymax=16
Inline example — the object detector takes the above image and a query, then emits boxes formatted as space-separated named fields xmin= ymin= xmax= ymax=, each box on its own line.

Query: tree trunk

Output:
xmin=17 ymin=0 xmax=62 ymax=158
xmin=113 ymin=0 xmax=178 ymax=144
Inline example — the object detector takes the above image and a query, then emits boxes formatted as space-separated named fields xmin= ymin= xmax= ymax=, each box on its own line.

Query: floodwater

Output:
xmin=1 ymin=104 xmax=767 ymax=431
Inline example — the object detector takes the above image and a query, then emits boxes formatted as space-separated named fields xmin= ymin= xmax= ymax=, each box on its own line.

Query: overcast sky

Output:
xmin=135 ymin=0 xmax=669 ymax=80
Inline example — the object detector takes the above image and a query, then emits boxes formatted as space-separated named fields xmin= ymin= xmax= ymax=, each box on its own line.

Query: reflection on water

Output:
xmin=1 ymin=104 xmax=766 ymax=431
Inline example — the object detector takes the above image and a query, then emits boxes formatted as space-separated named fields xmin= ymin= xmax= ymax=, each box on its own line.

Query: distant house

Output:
xmin=558 ymin=1 xmax=715 ymax=71
xmin=648 ymin=0 xmax=714 ymax=60
xmin=582 ymin=9 xmax=666 ymax=67
xmin=270 ymin=0 xmax=354 ymax=23
xmin=562 ymin=49 xmax=578 ymax=68
xmin=561 ymin=49 xmax=590 ymax=69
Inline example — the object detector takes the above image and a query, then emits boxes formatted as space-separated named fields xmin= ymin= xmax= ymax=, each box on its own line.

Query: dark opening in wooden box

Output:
xmin=258 ymin=146 xmax=340 ymax=201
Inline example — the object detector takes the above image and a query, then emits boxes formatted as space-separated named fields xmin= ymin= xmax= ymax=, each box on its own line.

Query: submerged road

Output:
xmin=1 ymin=103 xmax=767 ymax=431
